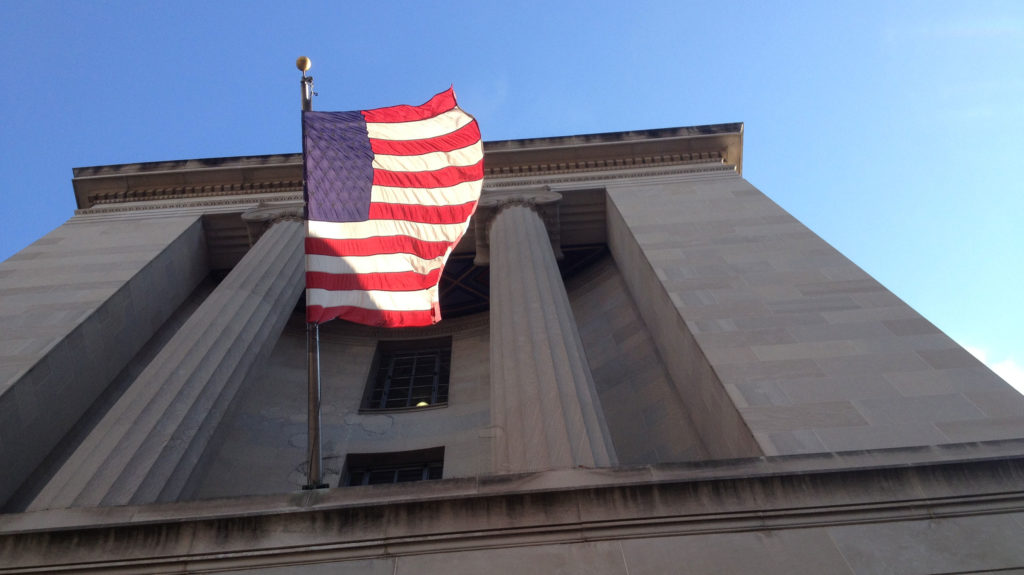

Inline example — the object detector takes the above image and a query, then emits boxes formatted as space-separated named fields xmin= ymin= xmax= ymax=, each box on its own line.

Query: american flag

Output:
xmin=302 ymin=88 xmax=483 ymax=327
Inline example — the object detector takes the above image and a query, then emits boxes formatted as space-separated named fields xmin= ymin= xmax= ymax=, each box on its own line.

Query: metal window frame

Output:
xmin=362 ymin=337 xmax=452 ymax=411
xmin=342 ymin=446 xmax=446 ymax=487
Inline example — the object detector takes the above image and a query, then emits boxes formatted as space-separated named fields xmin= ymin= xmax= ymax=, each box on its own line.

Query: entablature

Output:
xmin=71 ymin=123 xmax=743 ymax=211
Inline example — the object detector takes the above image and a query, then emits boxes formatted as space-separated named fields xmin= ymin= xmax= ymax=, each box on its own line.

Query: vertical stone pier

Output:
xmin=0 ymin=215 xmax=207 ymax=509
xmin=479 ymin=190 xmax=616 ymax=473
xmin=30 ymin=207 xmax=305 ymax=510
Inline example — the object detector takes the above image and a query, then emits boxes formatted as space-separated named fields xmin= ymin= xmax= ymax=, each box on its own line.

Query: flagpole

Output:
xmin=299 ymin=56 xmax=314 ymax=112
xmin=298 ymin=56 xmax=327 ymax=490
xmin=305 ymin=322 xmax=326 ymax=489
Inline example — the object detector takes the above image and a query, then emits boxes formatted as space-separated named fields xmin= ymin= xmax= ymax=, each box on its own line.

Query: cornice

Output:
xmin=72 ymin=192 xmax=304 ymax=217
xmin=80 ymin=181 xmax=304 ymax=210
xmin=483 ymin=150 xmax=723 ymax=178
xmin=71 ymin=123 xmax=743 ymax=211
xmin=2 ymin=439 xmax=1023 ymax=572
xmin=483 ymin=162 xmax=738 ymax=190
xmin=73 ymin=162 xmax=735 ymax=218
xmin=483 ymin=123 xmax=743 ymax=178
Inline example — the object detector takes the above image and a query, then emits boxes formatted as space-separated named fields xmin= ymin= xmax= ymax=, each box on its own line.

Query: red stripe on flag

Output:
xmin=306 ymin=269 xmax=442 ymax=292
xmin=307 ymin=305 xmax=438 ymax=328
xmin=368 ymin=201 xmax=477 ymax=225
xmin=304 ymin=87 xmax=481 ymax=327
xmin=360 ymin=88 xmax=456 ymax=124
xmin=373 ymin=159 xmax=484 ymax=189
xmin=306 ymin=236 xmax=453 ymax=259
xmin=369 ymin=121 xmax=481 ymax=156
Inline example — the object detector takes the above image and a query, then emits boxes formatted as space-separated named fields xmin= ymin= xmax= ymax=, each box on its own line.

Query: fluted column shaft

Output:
xmin=488 ymin=202 xmax=616 ymax=473
xmin=31 ymin=215 xmax=305 ymax=510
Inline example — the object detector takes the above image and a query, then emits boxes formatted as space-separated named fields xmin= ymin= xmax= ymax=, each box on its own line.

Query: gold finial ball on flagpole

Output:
xmin=296 ymin=56 xmax=312 ymax=73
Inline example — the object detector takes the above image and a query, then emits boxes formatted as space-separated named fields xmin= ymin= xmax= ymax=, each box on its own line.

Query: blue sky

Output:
xmin=1 ymin=1 xmax=1021 ymax=390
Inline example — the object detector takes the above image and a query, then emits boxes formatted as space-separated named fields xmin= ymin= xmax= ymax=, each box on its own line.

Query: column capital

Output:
xmin=473 ymin=187 xmax=563 ymax=265
xmin=242 ymin=202 xmax=304 ymax=245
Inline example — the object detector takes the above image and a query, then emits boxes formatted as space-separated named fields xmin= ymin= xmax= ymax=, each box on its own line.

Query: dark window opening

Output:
xmin=342 ymin=447 xmax=445 ymax=487
xmin=363 ymin=337 xmax=451 ymax=410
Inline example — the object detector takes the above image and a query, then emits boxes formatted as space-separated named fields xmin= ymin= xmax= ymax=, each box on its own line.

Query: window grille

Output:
xmin=346 ymin=461 xmax=444 ymax=486
xmin=342 ymin=447 xmax=445 ymax=487
xmin=364 ymin=338 xmax=451 ymax=410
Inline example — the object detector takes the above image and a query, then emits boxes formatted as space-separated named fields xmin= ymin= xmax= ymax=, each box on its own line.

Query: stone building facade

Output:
xmin=2 ymin=124 xmax=1024 ymax=573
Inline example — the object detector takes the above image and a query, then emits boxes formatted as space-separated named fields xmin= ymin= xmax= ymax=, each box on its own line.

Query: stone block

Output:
xmin=778 ymin=374 xmax=900 ymax=404
xmin=821 ymin=264 xmax=873 ymax=281
xmin=855 ymin=333 xmax=959 ymax=354
xmin=767 ymin=295 xmax=863 ymax=315
xmin=716 ymin=358 xmax=825 ymax=384
xmin=732 ymin=381 xmax=792 ymax=407
xmin=885 ymin=367 xmax=1011 ymax=397
xmin=814 ymin=422 xmax=950 ymax=452
xmin=828 ymin=513 xmax=1024 ymax=574
xmin=250 ymin=558 xmax=396 ymax=575
xmin=399 ymin=544 xmax=622 ymax=575
xmin=700 ymin=344 xmax=760 ymax=364
xmin=883 ymin=317 xmax=939 ymax=336
xmin=762 ymin=429 xmax=827 ymax=455
xmin=796 ymin=279 xmax=884 ymax=297
xmin=620 ymin=529 xmax=853 ymax=575
xmin=936 ymin=417 xmax=1024 ymax=442
xmin=732 ymin=312 xmax=828 ymax=330
xmin=787 ymin=321 xmax=893 ymax=343
xmin=964 ymin=389 xmax=1024 ymax=417
xmin=852 ymin=290 xmax=908 ymax=309
xmin=695 ymin=327 xmax=796 ymax=348
xmin=918 ymin=347 xmax=987 ymax=370
xmin=823 ymin=306 xmax=919 ymax=324
xmin=816 ymin=352 xmax=930 ymax=376
xmin=751 ymin=340 xmax=863 ymax=362
xmin=740 ymin=401 xmax=868 ymax=433
xmin=854 ymin=394 xmax=985 ymax=427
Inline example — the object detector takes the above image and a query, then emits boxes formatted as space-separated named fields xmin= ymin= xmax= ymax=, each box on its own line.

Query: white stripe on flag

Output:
xmin=307 ymin=252 xmax=446 ymax=275
xmin=365 ymin=108 xmax=474 ymax=141
xmin=308 ymin=219 xmax=470 ymax=242
xmin=306 ymin=286 xmax=439 ymax=312
xmin=370 ymin=181 xmax=481 ymax=206
xmin=372 ymin=141 xmax=483 ymax=172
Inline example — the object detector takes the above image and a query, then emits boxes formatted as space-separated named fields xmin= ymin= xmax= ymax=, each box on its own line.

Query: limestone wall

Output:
xmin=192 ymin=316 xmax=492 ymax=498
xmin=606 ymin=168 xmax=1024 ymax=455
xmin=568 ymin=256 xmax=708 ymax=463
xmin=0 ymin=215 xmax=207 ymax=507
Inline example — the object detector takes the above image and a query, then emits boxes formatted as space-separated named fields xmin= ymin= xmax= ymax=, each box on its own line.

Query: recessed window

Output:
xmin=342 ymin=447 xmax=444 ymax=487
xmin=363 ymin=337 xmax=451 ymax=410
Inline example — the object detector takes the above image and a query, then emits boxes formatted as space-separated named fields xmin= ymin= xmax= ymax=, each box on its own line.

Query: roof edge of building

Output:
xmin=70 ymin=123 xmax=744 ymax=210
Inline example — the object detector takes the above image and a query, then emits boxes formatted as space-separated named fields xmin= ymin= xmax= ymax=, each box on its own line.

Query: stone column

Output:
xmin=30 ymin=206 xmax=305 ymax=510
xmin=478 ymin=190 xmax=617 ymax=473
